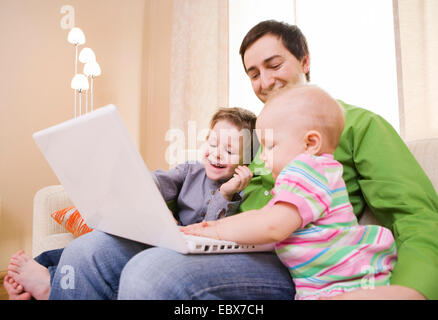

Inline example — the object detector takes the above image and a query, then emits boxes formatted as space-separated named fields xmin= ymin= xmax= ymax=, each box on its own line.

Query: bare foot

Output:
xmin=3 ymin=275 xmax=32 ymax=300
xmin=8 ymin=250 xmax=51 ymax=300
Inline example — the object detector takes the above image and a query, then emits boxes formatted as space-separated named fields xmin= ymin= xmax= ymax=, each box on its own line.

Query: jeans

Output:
xmin=48 ymin=230 xmax=295 ymax=299
xmin=34 ymin=248 xmax=64 ymax=283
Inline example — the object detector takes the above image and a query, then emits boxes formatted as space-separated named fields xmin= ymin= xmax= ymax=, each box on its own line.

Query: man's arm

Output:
xmin=335 ymin=102 xmax=438 ymax=299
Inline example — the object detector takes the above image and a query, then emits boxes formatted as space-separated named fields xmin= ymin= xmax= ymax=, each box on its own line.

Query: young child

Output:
xmin=153 ymin=106 xmax=257 ymax=225
xmin=5 ymin=106 xmax=257 ymax=300
xmin=182 ymin=85 xmax=398 ymax=300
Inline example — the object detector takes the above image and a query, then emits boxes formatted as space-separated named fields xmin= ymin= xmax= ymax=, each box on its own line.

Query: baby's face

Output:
xmin=203 ymin=120 xmax=243 ymax=182
xmin=258 ymin=124 xmax=305 ymax=179
xmin=257 ymin=98 xmax=309 ymax=179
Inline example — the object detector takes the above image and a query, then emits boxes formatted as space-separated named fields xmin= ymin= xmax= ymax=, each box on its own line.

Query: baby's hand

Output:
xmin=181 ymin=220 xmax=220 ymax=239
xmin=220 ymin=166 xmax=253 ymax=201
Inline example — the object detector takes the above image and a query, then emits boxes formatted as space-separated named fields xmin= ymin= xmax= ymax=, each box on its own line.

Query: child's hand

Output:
xmin=220 ymin=166 xmax=253 ymax=201
xmin=181 ymin=220 xmax=220 ymax=239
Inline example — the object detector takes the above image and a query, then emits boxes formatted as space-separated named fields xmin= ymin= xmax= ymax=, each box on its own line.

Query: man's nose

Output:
xmin=260 ymin=70 xmax=275 ymax=91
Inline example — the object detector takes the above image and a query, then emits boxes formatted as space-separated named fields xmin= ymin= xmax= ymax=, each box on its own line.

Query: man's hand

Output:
xmin=220 ymin=166 xmax=253 ymax=201
xmin=321 ymin=285 xmax=426 ymax=300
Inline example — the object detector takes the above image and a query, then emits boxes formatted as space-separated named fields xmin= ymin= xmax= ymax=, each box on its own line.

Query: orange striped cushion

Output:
xmin=51 ymin=206 xmax=93 ymax=237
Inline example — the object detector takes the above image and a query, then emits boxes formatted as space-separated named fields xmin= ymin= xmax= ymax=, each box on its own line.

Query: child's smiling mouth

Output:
xmin=206 ymin=157 xmax=227 ymax=169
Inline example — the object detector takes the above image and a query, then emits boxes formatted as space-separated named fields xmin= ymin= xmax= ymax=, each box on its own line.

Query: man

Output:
xmin=236 ymin=21 xmax=438 ymax=299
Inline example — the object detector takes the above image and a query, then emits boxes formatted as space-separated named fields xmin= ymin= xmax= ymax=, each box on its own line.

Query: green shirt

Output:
xmin=240 ymin=100 xmax=438 ymax=299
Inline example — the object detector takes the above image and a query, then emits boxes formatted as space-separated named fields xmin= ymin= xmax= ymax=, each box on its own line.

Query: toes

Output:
xmin=17 ymin=292 xmax=32 ymax=300
xmin=12 ymin=251 xmax=29 ymax=264
xmin=11 ymin=250 xmax=24 ymax=260
xmin=4 ymin=275 xmax=13 ymax=285
xmin=9 ymin=257 xmax=20 ymax=266
xmin=3 ymin=276 xmax=19 ymax=294
xmin=3 ymin=278 xmax=13 ymax=291
xmin=21 ymin=253 xmax=30 ymax=262
xmin=8 ymin=264 xmax=19 ymax=274
xmin=7 ymin=270 xmax=19 ymax=283
xmin=9 ymin=256 xmax=22 ymax=268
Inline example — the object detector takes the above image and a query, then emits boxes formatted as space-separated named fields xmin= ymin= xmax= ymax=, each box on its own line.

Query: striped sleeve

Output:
xmin=269 ymin=154 xmax=332 ymax=228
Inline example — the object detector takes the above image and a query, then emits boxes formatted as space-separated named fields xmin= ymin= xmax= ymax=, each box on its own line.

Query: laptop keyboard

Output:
xmin=182 ymin=233 xmax=262 ymax=253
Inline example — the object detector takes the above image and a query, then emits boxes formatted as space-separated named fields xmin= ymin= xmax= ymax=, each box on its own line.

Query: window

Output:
xmin=228 ymin=0 xmax=295 ymax=116
xmin=229 ymin=0 xmax=400 ymax=132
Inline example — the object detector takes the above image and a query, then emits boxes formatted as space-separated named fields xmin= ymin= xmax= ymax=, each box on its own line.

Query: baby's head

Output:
xmin=257 ymin=85 xmax=345 ymax=178
xmin=203 ymin=107 xmax=257 ymax=182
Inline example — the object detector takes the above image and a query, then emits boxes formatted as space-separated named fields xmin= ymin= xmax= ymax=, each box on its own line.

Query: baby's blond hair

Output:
xmin=262 ymin=84 xmax=345 ymax=152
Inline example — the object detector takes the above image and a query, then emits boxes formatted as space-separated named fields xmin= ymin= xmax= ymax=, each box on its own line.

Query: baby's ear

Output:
xmin=304 ymin=130 xmax=322 ymax=155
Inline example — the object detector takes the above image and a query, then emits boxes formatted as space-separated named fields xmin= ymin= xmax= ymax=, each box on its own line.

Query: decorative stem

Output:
xmin=91 ymin=76 xmax=94 ymax=111
xmin=74 ymin=89 xmax=77 ymax=118
xmin=79 ymin=90 xmax=82 ymax=116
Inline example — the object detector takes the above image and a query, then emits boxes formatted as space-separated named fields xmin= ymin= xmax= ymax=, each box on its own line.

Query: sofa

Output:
xmin=32 ymin=138 xmax=438 ymax=258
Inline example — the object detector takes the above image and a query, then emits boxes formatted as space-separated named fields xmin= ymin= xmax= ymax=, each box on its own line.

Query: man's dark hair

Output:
xmin=239 ymin=20 xmax=310 ymax=81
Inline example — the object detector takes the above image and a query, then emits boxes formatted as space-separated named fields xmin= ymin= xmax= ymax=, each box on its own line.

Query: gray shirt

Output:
xmin=152 ymin=162 xmax=242 ymax=226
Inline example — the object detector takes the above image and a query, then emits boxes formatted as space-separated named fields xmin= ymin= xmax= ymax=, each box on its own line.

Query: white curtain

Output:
xmin=169 ymin=0 xmax=229 ymax=164
xmin=395 ymin=0 xmax=438 ymax=141
xmin=139 ymin=0 xmax=229 ymax=168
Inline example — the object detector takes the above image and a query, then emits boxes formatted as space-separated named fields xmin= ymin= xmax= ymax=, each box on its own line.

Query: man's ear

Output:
xmin=304 ymin=130 xmax=322 ymax=155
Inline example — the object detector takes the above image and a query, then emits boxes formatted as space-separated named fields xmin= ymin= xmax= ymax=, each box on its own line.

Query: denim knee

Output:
xmin=119 ymin=249 xmax=295 ymax=300
xmin=118 ymin=248 xmax=192 ymax=300
xmin=61 ymin=230 xmax=109 ymax=265
xmin=50 ymin=230 xmax=148 ymax=299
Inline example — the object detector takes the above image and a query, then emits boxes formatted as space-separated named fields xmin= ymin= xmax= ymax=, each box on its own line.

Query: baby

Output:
xmin=5 ymin=106 xmax=257 ymax=300
xmin=183 ymin=85 xmax=398 ymax=300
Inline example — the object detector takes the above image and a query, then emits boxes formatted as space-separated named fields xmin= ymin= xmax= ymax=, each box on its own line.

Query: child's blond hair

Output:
xmin=209 ymin=107 xmax=258 ymax=162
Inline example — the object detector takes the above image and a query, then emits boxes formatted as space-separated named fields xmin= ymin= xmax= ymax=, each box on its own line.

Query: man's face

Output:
xmin=243 ymin=34 xmax=309 ymax=103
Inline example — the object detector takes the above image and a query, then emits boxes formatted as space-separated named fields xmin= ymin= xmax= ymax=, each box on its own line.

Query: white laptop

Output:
xmin=33 ymin=105 xmax=275 ymax=254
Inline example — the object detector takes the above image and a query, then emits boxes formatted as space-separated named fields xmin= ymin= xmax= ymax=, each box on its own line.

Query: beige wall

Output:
xmin=0 ymin=0 xmax=171 ymax=269
xmin=140 ymin=0 xmax=173 ymax=169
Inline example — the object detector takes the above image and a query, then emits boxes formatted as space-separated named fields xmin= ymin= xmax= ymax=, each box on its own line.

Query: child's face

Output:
xmin=203 ymin=120 xmax=243 ymax=182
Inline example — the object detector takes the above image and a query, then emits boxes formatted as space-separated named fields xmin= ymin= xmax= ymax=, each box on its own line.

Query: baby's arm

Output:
xmin=181 ymin=202 xmax=302 ymax=244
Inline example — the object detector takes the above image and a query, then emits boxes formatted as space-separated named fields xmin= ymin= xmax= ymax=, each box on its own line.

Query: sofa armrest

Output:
xmin=406 ymin=138 xmax=438 ymax=194
xmin=32 ymin=185 xmax=74 ymax=257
